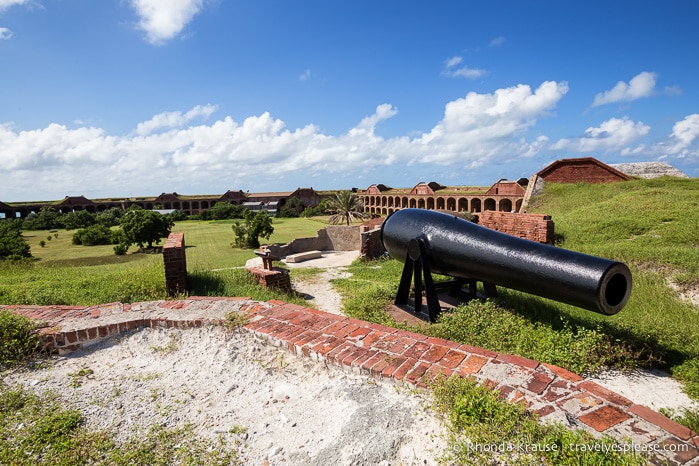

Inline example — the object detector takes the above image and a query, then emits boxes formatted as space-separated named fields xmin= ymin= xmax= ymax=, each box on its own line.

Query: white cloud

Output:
xmin=442 ymin=56 xmax=487 ymax=79
xmin=444 ymin=56 xmax=463 ymax=68
xmin=592 ymin=71 xmax=657 ymax=107
xmin=0 ymin=0 xmax=29 ymax=11
xmin=0 ymin=27 xmax=12 ymax=39
xmin=417 ymin=81 xmax=569 ymax=164
xmin=666 ymin=114 xmax=699 ymax=155
xmin=0 ymin=82 xmax=573 ymax=201
xmin=299 ymin=69 xmax=311 ymax=81
xmin=490 ymin=36 xmax=506 ymax=47
xmin=352 ymin=104 xmax=398 ymax=133
xmin=552 ymin=117 xmax=650 ymax=152
xmin=130 ymin=0 xmax=205 ymax=45
xmin=135 ymin=104 xmax=217 ymax=136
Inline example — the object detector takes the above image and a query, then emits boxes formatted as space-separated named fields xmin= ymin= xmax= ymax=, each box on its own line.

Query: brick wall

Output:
xmin=478 ymin=211 xmax=554 ymax=244
xmin=541 ymin=163 xmax=627 ymax=183
xmin=163 ymin=232 xmax=187 ymax=295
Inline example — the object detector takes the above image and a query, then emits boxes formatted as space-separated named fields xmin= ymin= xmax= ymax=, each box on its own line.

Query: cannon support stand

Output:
xmin=395 ymin=238 xmax=441 ymax=322
xmin=394 ymin=237 xmax=497 ymax=322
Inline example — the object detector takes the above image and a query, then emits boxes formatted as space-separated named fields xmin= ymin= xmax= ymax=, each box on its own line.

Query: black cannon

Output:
xmin=380 ymin=209 xmax=632 ymax=321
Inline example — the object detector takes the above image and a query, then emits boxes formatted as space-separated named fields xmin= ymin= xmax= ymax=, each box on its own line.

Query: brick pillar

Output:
xmin=246 ymin=267 xmax=292 ymax=292
xmin=163 ymin=232 xmax=187 ymax=295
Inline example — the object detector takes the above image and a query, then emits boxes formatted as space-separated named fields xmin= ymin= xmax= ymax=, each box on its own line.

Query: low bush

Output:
xmin=72 ymin=224 xmax=118 ymax=246
xmin=427 ymin=300 xmax=624 ymax=375
xmin=0 ymin=310 xmax=39 ymax=369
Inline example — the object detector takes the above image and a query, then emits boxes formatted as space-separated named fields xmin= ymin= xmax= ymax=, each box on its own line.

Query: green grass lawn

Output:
xmin=0 ymin=217 xmax=328 ymax=306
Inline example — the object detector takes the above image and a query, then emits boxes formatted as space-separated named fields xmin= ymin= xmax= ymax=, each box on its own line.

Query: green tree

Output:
xmin=72 ymin=224 xmax=116 ymax=246
xmin=301 ymin=198 xmax=331 ymax=217
xmin=0 ymin=220 xmax=31 ymax=260
xmin=277 ymin=197 xmax=304 ymax=218
xmin=119 ymin=210 xmax=173 ymax=250
xmin=21 ymin=206 xmax=61 ymax=230
xmin=95 ymin=207 xmax=124 ymax=227
xmin=231 ymin=210 xmax=274 ymax=248
xmin=199 ymin=202 xmax=247 ymax=220
xmin=327 ymin=191 xmax=366 ymax=225
xmin=61 ymin=210 xmax=96 ymax=230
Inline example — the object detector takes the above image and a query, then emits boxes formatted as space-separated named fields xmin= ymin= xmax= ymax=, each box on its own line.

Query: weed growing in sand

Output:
xmin=229 ymin=424 xmax=247 ymax=435
xmin=133 ymin=371 xmax=161 ymax=382
xmin=0 ymin=381 xmax=240 ymax=465
xmin=149 ymin=333 xmax=180 ymax=354
xmin=67 ymin=367 xmax=94 ymax=387
xmin=431 ymin=376 xmax=646 ymax=465
xmin=224 ymin=310 xmax=250 ymax=329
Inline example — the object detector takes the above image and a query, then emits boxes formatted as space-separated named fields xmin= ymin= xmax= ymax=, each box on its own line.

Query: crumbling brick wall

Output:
xmin=163 ymin=232 xmax=187 ymax=295
xmin=478 ymin=211 xmax=554 ymax=244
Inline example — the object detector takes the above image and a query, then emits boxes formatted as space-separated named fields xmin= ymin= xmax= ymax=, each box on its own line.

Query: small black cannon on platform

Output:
xmin=380 ymin=209 xmax=632 ymax=322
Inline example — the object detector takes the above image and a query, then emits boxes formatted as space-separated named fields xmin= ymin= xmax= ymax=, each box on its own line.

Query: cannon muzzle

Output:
xmin=381 ymin=209 xmax=631 ymax=316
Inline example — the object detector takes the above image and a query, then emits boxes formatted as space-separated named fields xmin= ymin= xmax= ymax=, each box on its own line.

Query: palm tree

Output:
xmin=327 ymin=190 xmax=366 ymax=225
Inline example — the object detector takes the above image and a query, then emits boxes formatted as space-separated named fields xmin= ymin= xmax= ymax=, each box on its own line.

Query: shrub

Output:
xmin=72 ymin=224 xmax=115 ymax=246
xmin=0 ymin=310 xmax=39 ymax=369
xmin=113 ymin=243 xmax=129 ymax=255
xmin=231 ymin=210 xmax=274 ymax=248
xmin=0 ymin=220 xmax=31 ymax=260
xmin=61 ymin=210 xmax=96 ymax=230
xmin=95 ymin=207 xmax=123 ymax=227
xmin=196 ymin=202 xmax=247 ymax=220
xmin=21 ymin=206 xmax=61 ymax=231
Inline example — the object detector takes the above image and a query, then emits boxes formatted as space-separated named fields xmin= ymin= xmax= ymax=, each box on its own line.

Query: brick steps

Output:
xmin=3 ymin=298 xmax=698 ymax=464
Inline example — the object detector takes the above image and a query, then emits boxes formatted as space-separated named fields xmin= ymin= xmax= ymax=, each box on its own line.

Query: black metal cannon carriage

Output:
xmin=381 ymin=209 xmax=632 ymax=322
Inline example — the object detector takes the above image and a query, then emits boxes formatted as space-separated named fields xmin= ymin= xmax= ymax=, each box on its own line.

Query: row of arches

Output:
xmin=1 ymin=200 xmax=231 ymax=219
xmin=360 ymin=195 xmax=522 ymax=215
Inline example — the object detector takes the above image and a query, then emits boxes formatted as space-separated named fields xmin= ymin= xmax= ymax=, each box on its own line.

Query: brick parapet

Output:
xmin=5 ymin=298 xmax=698 ymax=464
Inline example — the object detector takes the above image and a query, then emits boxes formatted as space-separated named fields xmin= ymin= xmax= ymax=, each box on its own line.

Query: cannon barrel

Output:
xmin=381 ymin=209 xmax=631 ymax=315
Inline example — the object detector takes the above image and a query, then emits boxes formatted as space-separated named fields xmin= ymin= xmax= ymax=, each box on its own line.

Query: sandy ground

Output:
xmin=5 ymin=326 xmax=447 ymax=465
xmin=4 ymin=250 xmax=697 ymax=465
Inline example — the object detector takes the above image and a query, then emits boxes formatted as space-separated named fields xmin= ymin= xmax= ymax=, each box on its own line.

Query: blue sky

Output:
xmin=1 ymin=0 xmax=698 ymax=202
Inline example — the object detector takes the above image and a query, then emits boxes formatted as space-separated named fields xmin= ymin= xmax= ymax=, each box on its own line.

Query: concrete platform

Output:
xmin=284 ymin=250 xmax=323 ymax=263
